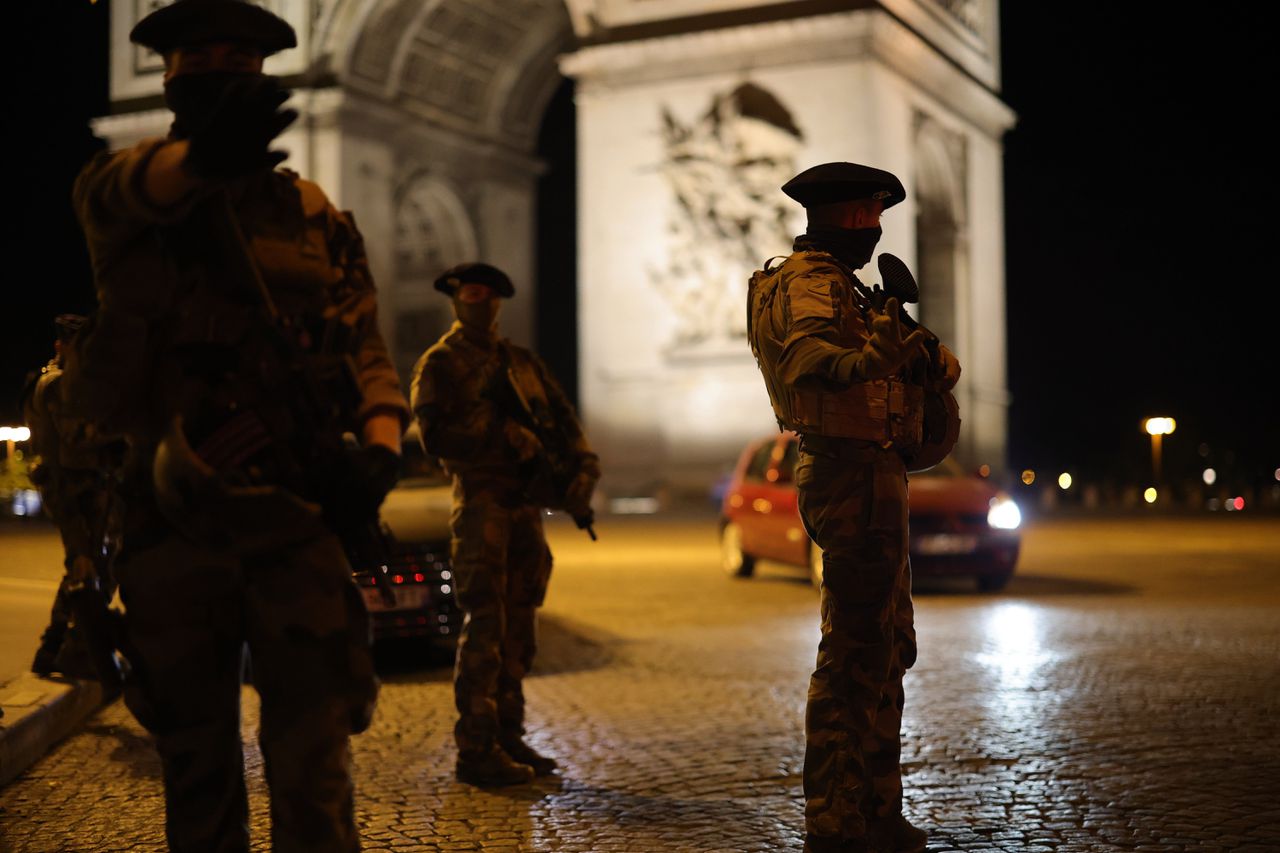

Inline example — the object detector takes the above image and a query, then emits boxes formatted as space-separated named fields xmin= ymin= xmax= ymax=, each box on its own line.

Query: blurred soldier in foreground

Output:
xmin=747 ymin=162 xmax=961 ymax=853
xmin=62 ymin=0 xmax=409 ymax=849
xmin=411 ymin=262 xmax=599 ymax=787
xmin=23 ymin=314 xmax=124 ymax=683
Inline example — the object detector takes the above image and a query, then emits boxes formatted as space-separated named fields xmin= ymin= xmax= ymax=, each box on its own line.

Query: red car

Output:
xmin=719 ymin=432 xmax=1021 ymax=591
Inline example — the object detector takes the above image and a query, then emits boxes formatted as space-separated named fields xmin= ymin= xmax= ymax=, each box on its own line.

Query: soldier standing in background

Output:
xmin=411 ymin=262 xmax=599 ymax=787
xmin=747 ymin=162 xmax=961 ymax=853
xmin=23 ymin=314 xmax=123 ymax=682
xmin=61 ymin=0 xmax=409 ymax=849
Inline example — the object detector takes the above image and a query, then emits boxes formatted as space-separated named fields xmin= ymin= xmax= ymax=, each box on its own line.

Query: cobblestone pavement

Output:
xmin=2 ymin=514 xmax=1278 ymax=852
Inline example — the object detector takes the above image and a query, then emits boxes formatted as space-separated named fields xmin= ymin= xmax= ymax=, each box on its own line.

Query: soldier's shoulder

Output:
xmin=783 ymin=250 xmax=846 ymax=278
xmin=278 ymin=169 xmax=333 ymax=218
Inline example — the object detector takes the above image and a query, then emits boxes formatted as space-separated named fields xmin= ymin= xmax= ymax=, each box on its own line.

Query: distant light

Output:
xmin=1058 ymin=473 xmax=1072 ymax=490
xmin=1143 ymin=487 xmax=1158 ymax=504
xmin=765 ymin=468 xmax=779 ymax=482
xmin=988 ymin=496 xmax=1022 ymax=530
xmin=1021 ymin=469 xmax=1035 ymax=485
xmin=978 ymin=464 xmax=991 ymax=478
xmin=1198 ymin=443 xmax=1211 ymax=458
xmin=0 ymin=426 xmax=32 ymax=442
xmin=1144 ymin=417 xmax=1176 ymax=436
xmin=1233 ymin=496 xmax=1245 ymax=511
xmin=751 ymin=498 xmax=772 ymax=514
xmin=611 ymin=497 xmax=660 ymax=515
xmin=1202 ymin=468 xmax=1217 ymax=486
xmin=1207 ymin=498 xmax=1221 ymax=511
xmin=1275 ymin=468 xmax=1280 ymax=482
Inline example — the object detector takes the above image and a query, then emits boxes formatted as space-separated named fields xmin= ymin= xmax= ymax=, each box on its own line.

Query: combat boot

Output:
xmin=866 ymin=814 xmax=927 ymax=853
xmin=455 ymin=746 xmax=535 ymax=787
xmin=499 ymin=733 xmax=558 ymax=776
xmin=30 ymin=624 xmax=66 ymax=675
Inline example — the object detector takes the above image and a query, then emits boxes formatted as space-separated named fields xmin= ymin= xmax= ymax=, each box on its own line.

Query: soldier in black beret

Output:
xmin=62 ymin=0 xmax=412 ymax=849
xmin=747 ymin=163 xmax=961 ymax=853
xmin=411 ymin=263 xmax=599 ymax=787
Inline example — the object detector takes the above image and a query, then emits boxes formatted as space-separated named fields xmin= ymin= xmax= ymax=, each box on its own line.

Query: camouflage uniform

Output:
xmin=750 ymin=239 xmax=954 ymax=851
xmin=22 ymin=353 xmax=123 ymax=676
xmin=410 ymin=321 xmax=598 ymax=762
xmin=66 ymin=138 xmax=408 ymax=852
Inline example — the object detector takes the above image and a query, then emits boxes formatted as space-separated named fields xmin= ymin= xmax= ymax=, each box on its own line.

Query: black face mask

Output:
xmin=164 ymin=71 xmax=259 ymax=138
xmin=801 ymin=225 xmax=883 ymax=270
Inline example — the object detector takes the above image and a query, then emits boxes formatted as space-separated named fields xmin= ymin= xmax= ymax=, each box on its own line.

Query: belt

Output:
xmin=798 ymin=433 xmax=889 ymax=461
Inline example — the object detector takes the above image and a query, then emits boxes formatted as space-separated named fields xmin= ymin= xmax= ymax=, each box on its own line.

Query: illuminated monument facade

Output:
xmin=99 ymin=0 xmax=1013 ymax=500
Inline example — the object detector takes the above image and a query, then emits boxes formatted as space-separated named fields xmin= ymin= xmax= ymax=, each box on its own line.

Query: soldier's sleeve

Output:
xmin=530 ymin=352 xmax=600 ymax=480
xmin=317 ymin=189 xmax=411 ymax=429
xmin=410 ymin=346 xmax=496 ymax=462
xmin=74 ymin=139 xmax=209 ymax=268
xmin=776 ymin=258 xmax=862 ymax=389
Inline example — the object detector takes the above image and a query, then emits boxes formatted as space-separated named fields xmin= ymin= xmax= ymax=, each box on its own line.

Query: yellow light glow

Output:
xmin=1020 ymin=469 xmax=1035 ymax=485
xmin=729 ymin=494 xmax=743 ymax=508
xmin=1144 ymin=487 xmax=1158 ymax=504
xmin=751 ymin=498 xmax=772 ymax=514
xmin=1144 ymin=417 xmax=1176 ymax=436
xmin=978 ymin=464 xmax=991 ymax=478
xmin=1058 ymin=473 xmax=1072 ymax=490
xmin=0 ymin=426 xmax=32 ymax=442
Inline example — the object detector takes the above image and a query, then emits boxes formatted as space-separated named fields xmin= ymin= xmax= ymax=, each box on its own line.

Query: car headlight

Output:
xmin=987 ymin=495 xmax=1021 ymax=530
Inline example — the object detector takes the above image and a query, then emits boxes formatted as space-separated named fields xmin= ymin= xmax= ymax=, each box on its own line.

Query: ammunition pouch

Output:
xmin=791 ymin=378 xmax=925 ymax=448
xmin=152 ymin=415 xmax=325 ymax=555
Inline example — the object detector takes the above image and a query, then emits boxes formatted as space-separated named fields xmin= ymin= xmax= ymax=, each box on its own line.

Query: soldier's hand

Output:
xmin=857 ymin=297 xmax=928 ymax=380
xmin=504 ymin=421 xmax=543 ymax=463
xmin=564 ymin=471 xmax=597 ymax=518
xmin=184 ymin=76 xmax=297 ymax=181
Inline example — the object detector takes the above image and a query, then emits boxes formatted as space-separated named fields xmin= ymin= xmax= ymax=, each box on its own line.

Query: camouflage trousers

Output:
xmin=115 ymin=513 xmax=377 ymax=853
xmin=795 ymin=440 xmax=916 ymax=843
xmin=449 ymin=475 xmax=553 ymax=756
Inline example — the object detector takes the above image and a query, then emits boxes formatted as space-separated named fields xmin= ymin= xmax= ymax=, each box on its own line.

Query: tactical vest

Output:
xmin=747 ymin=252 xmax=925 ymax=448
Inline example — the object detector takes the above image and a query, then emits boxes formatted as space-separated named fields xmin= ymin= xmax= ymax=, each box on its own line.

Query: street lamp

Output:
xmin=1143 ymin=417 xmax=1176 ymax=485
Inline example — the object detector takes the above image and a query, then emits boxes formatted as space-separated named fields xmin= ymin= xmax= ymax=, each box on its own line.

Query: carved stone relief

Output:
xmin=650 ymin=81 xmax=803 ymax=357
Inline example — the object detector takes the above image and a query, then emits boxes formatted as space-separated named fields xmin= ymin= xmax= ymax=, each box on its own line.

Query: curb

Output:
xmin=0 ymin=673 xmax=107 ymax=787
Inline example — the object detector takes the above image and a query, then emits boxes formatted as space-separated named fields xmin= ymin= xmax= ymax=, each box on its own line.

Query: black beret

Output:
xmin=131 ymin=0 xmax=297 ymax=56
xmin=781 ymin=162 xmax=906 ymax=210
xmin=433 ymin=263 xmax=516 ymax=298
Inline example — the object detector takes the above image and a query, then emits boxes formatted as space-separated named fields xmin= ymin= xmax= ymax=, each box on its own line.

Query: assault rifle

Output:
xmin=497 ymin=359 xmax=597 ymax=541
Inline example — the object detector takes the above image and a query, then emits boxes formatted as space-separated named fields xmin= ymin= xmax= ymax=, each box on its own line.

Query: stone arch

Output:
xmin=333 ymin=0 xmax=574 ymax=150
xmin=914 ymin=111 xmax=974 ymax=461
xmin=913 ymin=111 xmax=969 ymax=366
xmin=313 ymin=0 xmax=578 ymax=359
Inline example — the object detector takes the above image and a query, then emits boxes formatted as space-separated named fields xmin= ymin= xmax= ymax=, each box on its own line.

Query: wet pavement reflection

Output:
xmin=1 ymin=515 xmax=1277 ymax=851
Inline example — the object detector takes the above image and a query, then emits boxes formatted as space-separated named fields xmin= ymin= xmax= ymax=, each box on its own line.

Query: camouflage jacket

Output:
xmin=410 ymin=322 xmax=598 ymax=483
xmin=749 ymin=249 xmax=947 ymax=445
xmin=64 ymin=138 xmax=409 ymax=482
xmin=22 ymin=360 xmax=120 ymax=557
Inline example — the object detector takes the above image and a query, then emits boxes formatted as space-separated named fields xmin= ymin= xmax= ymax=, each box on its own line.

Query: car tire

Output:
xmin=977 ymin=573 xmax=1011 ymax=592
xmin=808 ymin=544 xmax=824 ymax=589
xmin=719 ymin=521 xmax=755 ymax=578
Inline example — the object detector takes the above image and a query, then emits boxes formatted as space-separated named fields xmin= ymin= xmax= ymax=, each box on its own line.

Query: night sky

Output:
xmin=3 ymin=3 xmax=1273 ymax=492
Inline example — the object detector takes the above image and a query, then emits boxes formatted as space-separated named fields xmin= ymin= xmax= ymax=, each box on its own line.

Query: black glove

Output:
xmin=184 ymin=76 xmax=297 ymax=181
xmin=321 ymin=444 xmax=402 ymax=530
